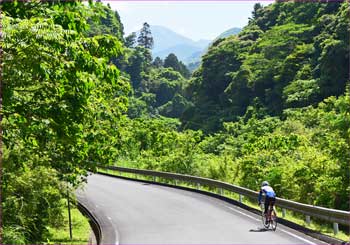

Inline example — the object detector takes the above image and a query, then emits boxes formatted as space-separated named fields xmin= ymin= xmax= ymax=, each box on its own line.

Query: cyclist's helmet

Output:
xmin=261 ymin=181 xmax=269 ymax=187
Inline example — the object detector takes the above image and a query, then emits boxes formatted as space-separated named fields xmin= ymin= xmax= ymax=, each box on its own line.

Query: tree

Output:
xmin=153 ymin=56 xmax=163 ymax=68
xmin=125 ymin=32 xmax=137 ymax=48
xmin=164 ymin=53 xmax=180 ymax=71
xmin=85 ymin=3 xmax=124 ymax=39
xmin=251 ymin=3 xmax=263 ymax=21
xmin=2 ymin=1 xmax=130 ymax=242
xmin=137 ymin=22 xmax=154 ymax=49
xmin=164 ymin=53 xmax=190 ymax=78
xmin=125 ymin=46 xmax=152 ymax=91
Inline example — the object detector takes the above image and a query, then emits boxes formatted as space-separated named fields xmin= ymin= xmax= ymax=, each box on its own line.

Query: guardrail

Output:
xmin=77 ymin=202 xmax=102 ymax=245
xmin=101 ymin=165 xmax=349 ymax=235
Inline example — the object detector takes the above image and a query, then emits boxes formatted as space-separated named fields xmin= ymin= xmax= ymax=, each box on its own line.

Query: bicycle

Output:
xmin=260 ymin=202 xmax=277 ymax=231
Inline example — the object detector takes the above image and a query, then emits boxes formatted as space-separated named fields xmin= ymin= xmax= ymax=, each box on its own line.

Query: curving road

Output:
xmin=77 ymin=174 xmax=326 ymax=245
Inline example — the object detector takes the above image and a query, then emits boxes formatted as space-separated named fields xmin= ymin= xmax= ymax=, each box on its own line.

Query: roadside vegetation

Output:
xmin=2 ymin=0 xmax=349 ymax=243
xmin=46 ymin=201 xmax=90 ymax=245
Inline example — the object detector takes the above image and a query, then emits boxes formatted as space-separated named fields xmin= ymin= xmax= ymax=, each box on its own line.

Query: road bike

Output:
xmin=260 ymin=202 xmax=277 ymax=231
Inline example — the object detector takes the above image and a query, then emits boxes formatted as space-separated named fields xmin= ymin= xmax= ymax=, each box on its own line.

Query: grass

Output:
xmin=98 ymin=167 xmax=350 ymax=242
xmin=46 ymin=201 xmax=91 ymax=245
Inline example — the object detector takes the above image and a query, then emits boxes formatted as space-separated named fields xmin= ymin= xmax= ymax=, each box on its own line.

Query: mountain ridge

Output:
xmin=148 ymin=25 xmax=211 ymax=64
xmin=134 ymin=25 xmax=242 ymax=65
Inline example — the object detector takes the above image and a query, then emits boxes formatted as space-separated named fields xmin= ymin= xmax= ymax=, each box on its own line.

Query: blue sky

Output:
xmin=104 ymin=1 xmax=274 ymax=41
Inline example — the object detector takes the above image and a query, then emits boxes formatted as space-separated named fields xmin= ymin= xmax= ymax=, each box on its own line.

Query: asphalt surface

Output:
xmin=77 ymin=174 xmax=327 ymax=245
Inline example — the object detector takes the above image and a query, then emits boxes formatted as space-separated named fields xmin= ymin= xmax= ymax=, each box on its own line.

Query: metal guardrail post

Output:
xmin=153 ymin=176 xmax=156 ymax=182
xmin=67 ymin=188 xmax=73 ymax=240
xmin=306 ymin=215 xmax=311 ymax=226
xmin=282 ymin=208 xmax=286 ymax=218
xmin=175 ymin=180 xmax=178 ymax=186
xmin=239 ymin=194 xmax=243 ymax=203
xmin=333 ymin=223 xmax=339 ymax=235
xmin=196 ymin=183 xmax=200 ymax=190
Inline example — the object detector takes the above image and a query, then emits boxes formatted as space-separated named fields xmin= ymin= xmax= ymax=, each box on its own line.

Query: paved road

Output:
xmin=77 ymin=174 xmax=326 ymax=245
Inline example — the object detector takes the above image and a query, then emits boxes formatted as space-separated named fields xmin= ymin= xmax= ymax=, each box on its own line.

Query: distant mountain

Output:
xmin=135 ymin=25 xmax=211 ymax=65
xmin=193 ymin=39 xmax=212 ymax=49
xmin=154 ymin=44 xmax=203 ymax=63
xmin=133 ymin=25 xmax=241 ymax=68
xmin=150 ymin=25 xmax=198 ymax=54
xmin=186 ymin=27 xmax=242 ymax=72
xmin=215 ymin=27 xmax=242 ymax=40
xmin=183 ymin=50 xmax=203 ymax=65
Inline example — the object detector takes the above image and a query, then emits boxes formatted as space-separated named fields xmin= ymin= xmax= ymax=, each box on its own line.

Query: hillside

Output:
xmin=183 ymin=2 xmax=349 ymax=132
xmin=121 ymin=1 xmax=349 ymax=216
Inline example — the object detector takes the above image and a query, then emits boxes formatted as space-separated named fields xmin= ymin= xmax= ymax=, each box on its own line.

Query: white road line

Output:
xmin=225 ymin=205 xmax=317 ymax=245
xmin=226 ymin=206 xmax=260 ymax=221
xmin=278 ymin=227 xmax=317 ymax=245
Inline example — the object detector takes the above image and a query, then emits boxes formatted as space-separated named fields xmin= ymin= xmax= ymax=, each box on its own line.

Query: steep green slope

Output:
xmin=182 ymin=2 xmax=349 ymax=132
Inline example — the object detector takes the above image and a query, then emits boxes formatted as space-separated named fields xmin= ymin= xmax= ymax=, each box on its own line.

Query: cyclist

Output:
xmin=258 ymin=181 xmax=276 ymax=224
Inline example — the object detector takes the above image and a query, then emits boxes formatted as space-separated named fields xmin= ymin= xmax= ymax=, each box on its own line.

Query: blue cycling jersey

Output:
xmin=258 ymin=186 xmax=276 ymax=203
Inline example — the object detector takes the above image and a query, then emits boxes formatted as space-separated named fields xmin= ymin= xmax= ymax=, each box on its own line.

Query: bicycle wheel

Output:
xmin=262 ymin=211 xmax=269 ymax=229
xmin=270 ymin=210 xmax=277 ymax=231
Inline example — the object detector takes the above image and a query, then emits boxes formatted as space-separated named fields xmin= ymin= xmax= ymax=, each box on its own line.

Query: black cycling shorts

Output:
xmin=264 ymin=196 xmax=276 ymax=214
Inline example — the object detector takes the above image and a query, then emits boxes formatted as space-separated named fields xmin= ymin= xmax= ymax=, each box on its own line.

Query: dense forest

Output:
xmin=2 ymin=1 xmax=349 ymax=243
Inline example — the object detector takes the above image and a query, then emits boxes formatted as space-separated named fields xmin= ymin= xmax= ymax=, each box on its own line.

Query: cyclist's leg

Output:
xmin=271 ymin=198 xmax=276 ymax=214
xmin=270 ymin=197 xmax=277 ymax=230
xmin=264 ymin=197 xmax=270 ymax=224
xmin=264 ymin=197 xmax=270 ymax=215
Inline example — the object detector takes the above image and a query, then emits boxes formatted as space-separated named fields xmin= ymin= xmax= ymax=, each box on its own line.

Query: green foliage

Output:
xmin=124 ymin=46 xmax=152 ymax=90
xmin=3 ymin=226 xmax=26 ymax=245
xmin=153 ymin=56 xmax=163 ymax=68
xmin=283 ymin=79 xmax=320 ymax=107
xmin=158 ymin=93 xmax=191 ymax=118
xmin=120 ymin=93 xmax=350 ymax=212
xmin=125 ymin=32 xmax=137 ymax=48
xmin=127 ymin=96 xmax=150 ymax=118
xmin=3 ymin=165 xmax=64 ymax=242
xmin=3 ymin=13 xmax=128 ymax=183
xmin=182 ymin=2 xmax=349 ymax=132
xmin=3 ymin=1 xmax=349 ymax=242
xmin=85 ymin=2 xmax=124 ymax=40
xmin=47 ymin=203 xmax=90 ymax=244
xmin=126 ymin=58 xmax=190 ymax=118
xmin=3 ymin=1 xmax=129 ymax=242
xmin=163 ymin=53 xmax=191 ymax=78
xmin=182 ymin=36 xmax=242 ymax=132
